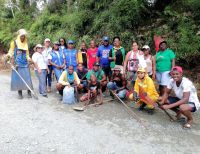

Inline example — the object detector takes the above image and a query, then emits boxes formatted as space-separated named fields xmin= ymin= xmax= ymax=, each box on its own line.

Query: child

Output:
xmin=160 ymin=66 xmax=200 ymax=128
xmin=87 ymin=40 xmax=98 ymax=70
xmin=128 ymin=67 xmax=159 ymax=114
xmin=32 ymin=44 xmax=48 ymax=97
xmin=80 ymin=74 xmax=103 ymax=106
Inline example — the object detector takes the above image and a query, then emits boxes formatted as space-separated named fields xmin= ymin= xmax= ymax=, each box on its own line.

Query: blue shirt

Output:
xmin=97 ymin=45 xmax=113 ymax=66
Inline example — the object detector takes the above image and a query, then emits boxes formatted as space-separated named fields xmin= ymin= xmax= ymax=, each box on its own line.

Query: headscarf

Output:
xmin=15 ymin=29 xmax=29 ymax=51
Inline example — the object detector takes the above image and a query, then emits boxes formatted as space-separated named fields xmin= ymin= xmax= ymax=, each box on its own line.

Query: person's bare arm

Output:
xmin=172 ymin=58 xmax=175 ymax=68
xmin=152 ymin=55 xmax=156 ymax=79
xmin=123 ymin=53 xmax=129 ymax=74
xmin=100 ymin=74 xmax=107 ymax=82
xmin=160 ymin=88 xmax=171 ymax=104
xmin=49 ymin=59 xmax=60 ymax=69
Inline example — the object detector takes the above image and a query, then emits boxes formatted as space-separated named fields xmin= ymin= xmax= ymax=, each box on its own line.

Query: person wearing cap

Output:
xmin=107 ymin=66 xmax=127 ymax=99
xmin=123 ymin=41 xmax=147 ymax=86
xmin=32 ymin=44 xmax=48 ymax=97
xmin=42 ymin=38 xmax=52 ymax=92
xmin=160 ymin=66 xmax=200 ymax=128
xmin=48 ymin=41 xmax=66 ymax=81
xmin=78 ymin=41 xmax=88 ymax=69
xmin=142 ymin=45 xmax=156 ymax=79
xmin=109 ymin=37 xmax=125 ymax=74
xmin=5 ymin=29 xmax=33 ymax=99
xmin=97 ymin=36 xmax=113 ymax=78
xmin=128 ymin=68 xmax=159 ymax=114
xmin=87 ymin=40 xmax=98 ymax=70
xmin=63 ymin=40 xmax=79 ymax=71
xmin=86 ymin=62 xmax=107 ymax=92
xmin=155 ymin=41 xmax=175 ymax=95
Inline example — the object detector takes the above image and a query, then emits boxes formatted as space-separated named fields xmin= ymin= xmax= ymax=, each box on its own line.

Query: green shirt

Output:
xmin=156 ymin=49 xmax=175 ymax=72
xmin=86 ymin=70 xmax=105 ymax=81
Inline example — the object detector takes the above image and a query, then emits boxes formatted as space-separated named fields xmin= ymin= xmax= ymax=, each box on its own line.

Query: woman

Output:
xmin=142 ymin=45 xmax=156 ymax=79
xmin=109 ymin=37 xmax=125 ymax=73
xmin=123 ymin=41 xmax=147 ymax=86
xmin=160 ymin=66 xmax=200 ymax=128
xmin=59 ymin=38 xmax=67 ymax=54
xmin=48 ymin=41 xmax=66 ymax=81
xmin=155 ymin=41 xmax=175 ymax=95
xmin=32 ymin=44 xmax=48 ymax=97
xmin=5 ymin=29 xmax=33 ymax=99
xmin=87 ymin=40 xmax=98 ymax=70
xmin=78 ymin=41 xmax=87 ymax=68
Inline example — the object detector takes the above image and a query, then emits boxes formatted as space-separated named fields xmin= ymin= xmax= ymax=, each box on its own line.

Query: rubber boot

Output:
xmin=27 ymin=90 xmax=32 ymax=98
xmin=18 ymin=90 xmax=23 ymax=99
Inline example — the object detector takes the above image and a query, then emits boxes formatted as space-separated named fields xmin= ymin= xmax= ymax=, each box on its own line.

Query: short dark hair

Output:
xmin=113 ymin=36 xmax=121 ymax=42
xmin=159 ymin=41 xmax=167 ymax=47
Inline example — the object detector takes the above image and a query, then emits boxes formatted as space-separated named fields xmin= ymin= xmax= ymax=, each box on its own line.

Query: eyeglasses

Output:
xmin=60 ymin=40 xmax=64 ymax=42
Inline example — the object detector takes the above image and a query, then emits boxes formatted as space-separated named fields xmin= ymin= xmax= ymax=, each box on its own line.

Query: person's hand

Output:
xmin=61 ymin=64 xmax=65 ymax=69
xmin=38 ymin=69 xmax=42 ymax=74
xmin=47 ymin=68 xmax=50 ymax=74
xmin=3 ymin=54 xmax=10 ymax=63
xmin=152 ymin=73 xmax=156 ymax=80
xmin=113 ymin=57 xmax=116 ymax=61
xmin=161 ymin=105 xmax=170 ymax=110
xmin=56 ymin=65 xmax=61 ymax=70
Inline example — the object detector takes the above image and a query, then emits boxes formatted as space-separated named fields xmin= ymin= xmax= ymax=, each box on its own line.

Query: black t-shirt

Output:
xmin=112 ymin=74 xmax=123 ymax=87
xmin=81 ymin=49 xmax=87 ymax=68
xmin=77 ymin=68 xmax=88 ymax=80
xmin=109 ymin=48 xmax=123 ymax=65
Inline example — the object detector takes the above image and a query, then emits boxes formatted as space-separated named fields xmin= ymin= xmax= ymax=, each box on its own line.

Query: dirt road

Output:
xmin=0 ymin=71 xmax=200 ymax=154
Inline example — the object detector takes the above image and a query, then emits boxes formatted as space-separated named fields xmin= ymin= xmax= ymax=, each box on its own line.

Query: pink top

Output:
xmin=87 ymin=47 xmax=98 ymax=70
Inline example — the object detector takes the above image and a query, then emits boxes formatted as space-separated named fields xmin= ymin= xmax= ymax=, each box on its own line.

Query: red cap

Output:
xmin=171 ymin=66 xmax=183 ymax=73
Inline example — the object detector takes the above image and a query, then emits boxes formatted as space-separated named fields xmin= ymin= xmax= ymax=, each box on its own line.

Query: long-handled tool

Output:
xmin=10 ymin=64 xmax=39 ymax=100
xmin=156 ymin=102 xmax=175 ymax=121
xmin=111 ymin=91 xmax=148 ymax=129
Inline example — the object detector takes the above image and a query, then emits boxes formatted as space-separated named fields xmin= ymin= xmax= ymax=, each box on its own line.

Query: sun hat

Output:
xmin=34 ymin=44 xmax=43 ymax=52
xmin=137 ymin=67 xmax=146 ymax=73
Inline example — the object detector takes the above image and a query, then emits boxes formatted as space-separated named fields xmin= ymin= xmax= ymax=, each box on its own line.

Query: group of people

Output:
xmin=4 ymin=29 xmax=200 ymax=129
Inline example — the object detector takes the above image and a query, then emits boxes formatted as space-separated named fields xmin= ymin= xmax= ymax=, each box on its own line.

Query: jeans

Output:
xmin=107 ymin=82 xmax=126 ymax=99
xmin=46 ymin=65 xmax=52 ymax=87
xmin=53 ymin=68 xmax=63 ymax=81
xmin=35 ymin=69 xmax=47 ymax=95
xmin=80 ymin=80 xmax=87 ymax=88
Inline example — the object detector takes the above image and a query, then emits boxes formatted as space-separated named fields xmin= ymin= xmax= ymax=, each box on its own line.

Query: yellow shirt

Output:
xmin=59 ymin=71 xmax=80 ymax=86
xmin=134 ymin=75 xmax=159 ymax=100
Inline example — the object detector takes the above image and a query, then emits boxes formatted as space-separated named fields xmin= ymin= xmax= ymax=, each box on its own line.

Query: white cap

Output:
xmin=18 ymin=29 xmax=27 ymax=36
xmin=44 ymin=38 xmax=51 ymax=42
xmin=34 ymin=44 xmax=43 ymax=52
xmin=142 ymin=45 xmax=150 ymax=50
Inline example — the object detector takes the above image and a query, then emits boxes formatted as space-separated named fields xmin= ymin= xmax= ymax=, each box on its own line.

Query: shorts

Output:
xmin=102 ymin=66 xmax=111 ymax=77
xmin=168 ymin=96 xmax=197 ymax=112
xmin=156 ymin=71 xmax=171 ymax=86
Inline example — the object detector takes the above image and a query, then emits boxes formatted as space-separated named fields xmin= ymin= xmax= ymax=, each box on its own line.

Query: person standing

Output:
xmin=32 ymin=44 xmax=48 ymax=97
xmin=48 ymin=42 xmax=66 ymax=81
xmin=5 ymin=29 xmax=33 ymax=99
xmin=59 ymin=38 xmax=67 ymax=54
xmin=97 ymin=36 xmax=113 ymax=78
xmin=64 ymin=40 xmax=79 ymax=71
xmin=123 ymin=41 xmax=147 ymax=86
xmin=142 ymin=45 xmax=156 ymax=79
xmin=78 ymin=41 xmax=88 ymax=69
xmin=109 ymin=37 xmax=125 ymax=73
xmin=87 ymin=40 xmax=98 ymax=70
xmin=42 ymin=38 xmax=52 ymax=92
xmin=155 ymin=41 xmax=175 ymax=95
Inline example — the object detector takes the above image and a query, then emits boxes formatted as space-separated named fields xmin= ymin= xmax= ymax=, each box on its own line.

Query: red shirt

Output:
xmin=87 ymin=47 xmax=98 ymax=70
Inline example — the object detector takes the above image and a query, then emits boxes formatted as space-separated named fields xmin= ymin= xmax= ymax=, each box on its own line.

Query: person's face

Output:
xmin=103 ymin=40 xmax=109 ymax=46
xmin=45 ymin=41 xmax=51 ymax=47
xmin=93 ymin=65 xmax=99 ymax=71
xmin=90 ymin=75 xmax=97 ymax=84
xmin=90 ymin=41 xmax=95 ymax=48
xmin=37 ymin=47 xmax=43 ymax=53
xmin=114 ymin=38 xmax=120 ymax=47
xmin=137 ymin=71 xmax=145 ymax=79
xmin=54 ymin=44 xmax=59 ymax=50
xmin=68 ymin=43 xmax=74 ymax=49
xmin=60 ymin=39 xmax=65 ymax=45
xmin=132 ymin=42 xmax=138 ymax=51
xmin=144 ymin=49 xmax=149 ymax=55
xmin=81 ymin=43 xmax=86 ymax=49
xmin=78 ymin=65 xmax=83 ymax=71
xmin=68 ymin=66 xmax=74 ymax=74
xmin=20 ymin=35 xmax=25 ymax=42
xmin=114 ymin=70 xmax=120 ymax=75
xmin=160 ymin=43 xmax=167 ymax=51
xmin=171 ymin=70 xmax=182 ymax=82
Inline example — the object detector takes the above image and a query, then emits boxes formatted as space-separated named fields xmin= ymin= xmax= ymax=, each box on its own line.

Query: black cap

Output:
xmin=93 ymin=62 xmax=100 ymax=66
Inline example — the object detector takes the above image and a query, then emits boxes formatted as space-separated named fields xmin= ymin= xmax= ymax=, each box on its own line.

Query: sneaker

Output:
xmin=27 ymin=90 xmax=32 ymax=98
xmin=18 ymin=91 xmax=23 ymax=99
xmin=42 ymin=94 xmax=48 ymax=98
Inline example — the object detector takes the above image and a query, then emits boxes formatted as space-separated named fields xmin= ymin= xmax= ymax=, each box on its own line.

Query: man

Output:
xmin=86 ymin=62 xmax=107 ymax=92
xmin=42 ymin=38 xmax=52 ymax=92
xmin=97 ymin=36 xmax=113 ymax=78
xmin=77 ymin=63 xmax=88 ymax=91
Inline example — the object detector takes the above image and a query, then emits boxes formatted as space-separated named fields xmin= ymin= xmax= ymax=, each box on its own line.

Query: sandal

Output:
xmin=183 ymin=123 xmax=191 ymax=129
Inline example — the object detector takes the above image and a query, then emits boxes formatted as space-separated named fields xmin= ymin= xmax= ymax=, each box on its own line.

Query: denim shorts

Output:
xmin=156 ymin=71 xmax=171 ymax=86
xmin=168 ymin=96 xmax=196 ymax=112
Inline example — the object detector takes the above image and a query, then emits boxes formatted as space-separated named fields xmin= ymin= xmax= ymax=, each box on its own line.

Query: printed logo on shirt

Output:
xmin=102 ymin=50 xmax=109 ymax=58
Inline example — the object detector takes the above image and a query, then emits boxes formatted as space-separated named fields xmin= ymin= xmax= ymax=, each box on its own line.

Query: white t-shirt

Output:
xmin=42 ymin=47 xmax=52 ymax=65
xmin=32 ymin=52 xmax=47 ymax=70
xmin=167 ymin=77 xmax=200 ymax=110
